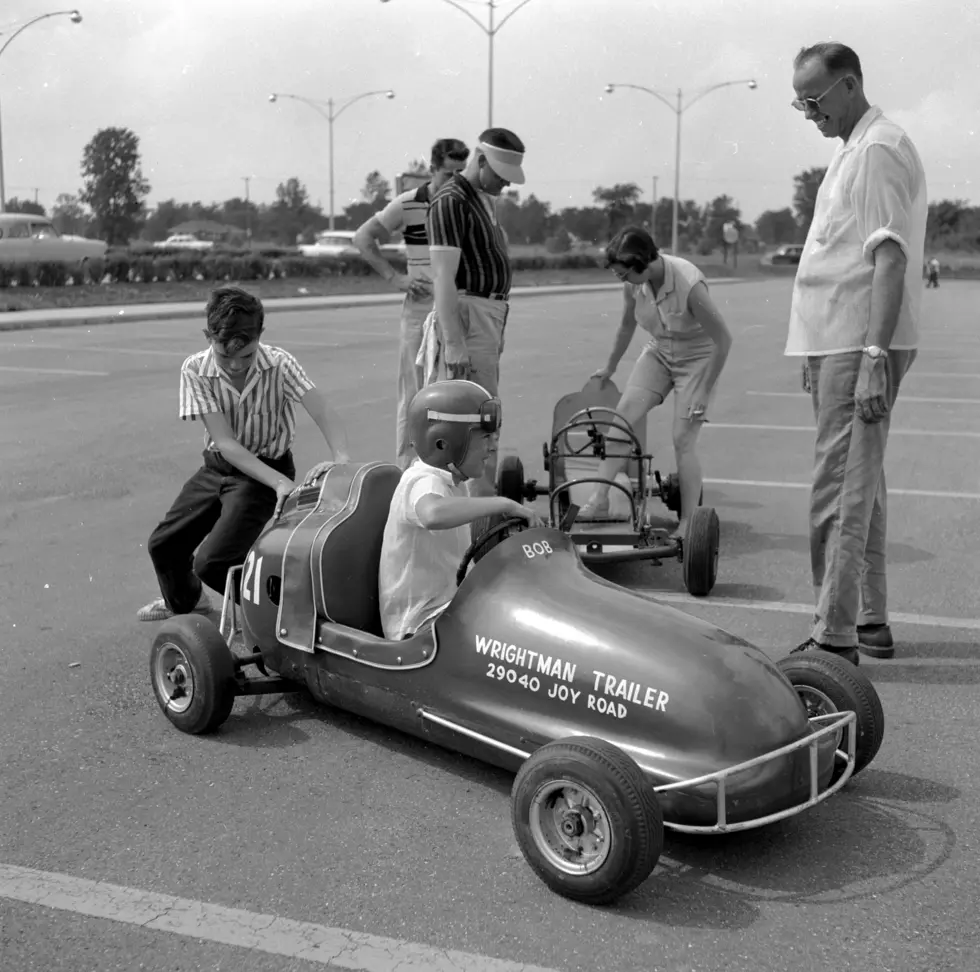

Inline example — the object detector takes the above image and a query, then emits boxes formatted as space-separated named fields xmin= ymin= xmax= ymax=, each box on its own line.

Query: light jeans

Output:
xmin=807 ymin=349 xmax=916 ymax=646
xmin=395 ymin=296 xmax=431 ymax=470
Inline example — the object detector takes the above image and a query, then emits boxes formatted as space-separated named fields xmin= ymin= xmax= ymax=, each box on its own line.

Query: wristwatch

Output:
xmin=863 ymin=345 xmax=887 ymax=359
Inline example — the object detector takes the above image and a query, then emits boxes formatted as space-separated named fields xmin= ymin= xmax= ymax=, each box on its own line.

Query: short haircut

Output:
xmin=478 ymin=127 xmax=525 ymax=153
xmin=605 ymin=225 xmax=660 ymax=272
xmin=205 ymin=286 xmax=264 ymax=353
xmin=431 ymin=138 xmax=469 ymax=169
xmin=794 ymin=42 xmax=863 ymax=82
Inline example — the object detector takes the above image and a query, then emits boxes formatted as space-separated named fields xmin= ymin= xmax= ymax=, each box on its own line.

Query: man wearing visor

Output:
xmin=379 ymin=379 xmax=541 ymax=641
xmin=426 ymin=127 xmax=527 ymax=495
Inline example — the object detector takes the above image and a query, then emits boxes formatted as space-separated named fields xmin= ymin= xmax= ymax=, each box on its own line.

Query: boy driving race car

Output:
xmin=379 ymin=380 xmax=542 ymax=640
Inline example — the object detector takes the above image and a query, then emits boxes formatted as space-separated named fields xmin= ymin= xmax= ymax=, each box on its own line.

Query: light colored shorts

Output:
xmin=626 ymin=336 xmax=717 ymax=420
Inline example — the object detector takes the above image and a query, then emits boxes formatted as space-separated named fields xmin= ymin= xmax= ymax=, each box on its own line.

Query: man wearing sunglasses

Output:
xmin=785 ymin=42 xmax=927 ymax=663
xmin=353 ymin=138 xmax=470 ymax=469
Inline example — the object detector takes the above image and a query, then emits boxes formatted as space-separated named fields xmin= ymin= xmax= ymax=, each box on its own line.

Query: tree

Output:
xmin=361 ymin=170 xmax=391 ymax=209
xmin=51 ymin=193 xmax=90 ymax=236
xmin=592 ymin=182 xmax=642 ymax=237
xmin=5 ymin=197 xmax=46 ymax=216
xmin=755 ymin=207 xmax=798 ymax=246
xmin=268 ymin=177 xmax=315 ymax=243
xmin=792 ymin=167 xmax=827 ymax=237
xmin=557 ymin=206 xmax=607 ymax=244
xmin=703 ymin=194 xmax=742 ymax=250
xmin=79 ymin=127 xmax=151 ymax=245
xmin=498 ymin=192 xmax=553 ymax=245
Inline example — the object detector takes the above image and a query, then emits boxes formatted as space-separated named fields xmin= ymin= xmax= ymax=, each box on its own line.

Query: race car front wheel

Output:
xmin=150 ymin=615 xmax=237 ymax=735
xmin=511 ymin=736 xmax=663 ymax=905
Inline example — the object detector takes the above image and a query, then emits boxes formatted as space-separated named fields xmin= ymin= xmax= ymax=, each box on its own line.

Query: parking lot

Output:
xmin=1 ymin=277 xmax=978 ymax=972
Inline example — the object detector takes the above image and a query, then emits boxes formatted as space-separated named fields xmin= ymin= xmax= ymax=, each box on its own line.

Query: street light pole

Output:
xmin=0 ymin=9 xmax=82 ymax=213
xmin=269 ymin=89 xmax=395 ymax=230
xmin=604 ymin=78 xmax=757 ymax=254
xmin=380 ymin=0 xmax=534 ymax=129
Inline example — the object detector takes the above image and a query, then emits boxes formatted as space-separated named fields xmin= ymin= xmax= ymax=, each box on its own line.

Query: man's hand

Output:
xmin=801 ymin=360 xmax=811 ymax=394
xmin=273 ymin=477 xmax=296 ymax=519
xmin=394 ymin=273 xmax=432 ymax=301
xmin=443 ymin=341 xmax=472 ymax=380
xmin=855 ymin=353 xmax=890 ymax=423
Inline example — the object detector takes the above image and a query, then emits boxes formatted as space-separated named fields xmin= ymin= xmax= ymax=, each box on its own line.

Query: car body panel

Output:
xmin=0 ymin=215 xmax=106 ymax=264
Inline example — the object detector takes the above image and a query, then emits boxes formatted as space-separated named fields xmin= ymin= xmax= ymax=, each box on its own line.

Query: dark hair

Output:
xmin=205 ymin=286 xmax=264 ymax=353
xmin=478 ymin=127 xmax=525 ymax=153
xmin=794 ymin=42 xmax=863 ymax=82
xmin=605 ymin=225 xmax=660 ymax=272
xmin=431 ymin=138 xmax=469 ymax=169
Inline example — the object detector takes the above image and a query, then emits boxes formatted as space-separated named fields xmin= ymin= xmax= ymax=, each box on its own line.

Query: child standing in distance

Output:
xmin=137 ymin=286 xmax=350 ymax=622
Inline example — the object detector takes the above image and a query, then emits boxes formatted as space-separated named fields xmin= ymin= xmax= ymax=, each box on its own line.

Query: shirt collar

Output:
xmin=654 ymin=256 xmax=676 ymax=302
xmin=199 ymin=342 xmax=273 ymax=379
xmin=840 ymin=105 xmax=882 ymax=153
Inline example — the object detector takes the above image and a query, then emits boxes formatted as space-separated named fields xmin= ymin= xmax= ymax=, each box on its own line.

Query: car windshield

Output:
xmin=31 ymin=223 xmax=59 ymax=238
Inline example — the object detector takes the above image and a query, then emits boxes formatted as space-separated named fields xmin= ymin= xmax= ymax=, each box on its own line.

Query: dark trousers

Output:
xmin=148 ymin=450 xmax=295 ymax=613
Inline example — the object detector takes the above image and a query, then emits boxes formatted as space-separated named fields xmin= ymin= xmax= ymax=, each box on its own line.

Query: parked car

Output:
xmin=0 ymin=214 xmax=106 ymax=266
xmin=298 ymin=231 xmax=360 ymax=258
xmin=154 ymin=234 xmax=214 ymax=251
xmin=768 ymin=243 xmax=804 ymax=265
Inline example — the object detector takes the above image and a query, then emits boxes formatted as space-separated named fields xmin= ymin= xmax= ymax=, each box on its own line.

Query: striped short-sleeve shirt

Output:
xmin=427 ymin=173 xmax=512 ymax=298
xmin=376 ymin=182 xmax=432 ymax=283
xmin=178 ymin=343 xmax=314 ymax=459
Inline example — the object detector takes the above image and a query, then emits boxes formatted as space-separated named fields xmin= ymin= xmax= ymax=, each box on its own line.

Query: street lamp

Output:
xmin=269 ymin=89 xmax=395 ymax=230
xmin=380 ymin=0 xmax=535 ymax=128
xmin=0 ymin=9 xmax=82 ymax=212
xmin=604 ymin=79 xmax=757 ymax=254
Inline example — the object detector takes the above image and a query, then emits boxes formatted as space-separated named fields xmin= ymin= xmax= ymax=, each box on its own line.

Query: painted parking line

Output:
xmin=705 ymin=478 xmax=980 ymax=500
xmin=706 ymin=422 xmax=980 ymax=439
xmin=0 ymin=364 xmax=110 ymax=376
xmin=747 ymin=391 xmax=980 ymax=405
xmin=910 ymin=372 xmax=980 ymax=379
xmin=649 ymin=592 xmax=980 ymax=632
xmin=0 ymin=864 xmax=558 ymax=972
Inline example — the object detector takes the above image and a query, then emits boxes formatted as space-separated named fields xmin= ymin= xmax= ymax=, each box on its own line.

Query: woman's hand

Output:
xmin=591 ymin=365 xmax=615 ymax=381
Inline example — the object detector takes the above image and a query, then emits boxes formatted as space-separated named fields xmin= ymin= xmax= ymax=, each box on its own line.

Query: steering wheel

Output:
xmin=456 ymin=515 xmax=529 ymax=586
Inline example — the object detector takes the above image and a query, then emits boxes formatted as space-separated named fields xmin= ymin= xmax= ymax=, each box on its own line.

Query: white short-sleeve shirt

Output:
xmin=629 ymin=254 xmax=709 ymax=343
xmin=379 ymin=459 xmax=470 ymax=641
xmin=786 ymin=106 xmax=927 ymax=356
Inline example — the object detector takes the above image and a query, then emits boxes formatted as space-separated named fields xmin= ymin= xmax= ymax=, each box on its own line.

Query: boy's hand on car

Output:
xmin=505 ymin=500 xmax=544 ymax=528
xmin=273 ymin=478 xmax=296 ymax=519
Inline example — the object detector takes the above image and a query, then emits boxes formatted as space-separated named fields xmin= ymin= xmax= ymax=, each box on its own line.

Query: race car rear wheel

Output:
xmin=661 ymin=473 xmax=703 ymax=516
xmin=512 ymin=736 xmax=663 ymax=905
xmin=496 ymin=455 xmax=526 ymax=505
xmin=777 ymin=651 xmax=885 ymax=781
xmin=150 ymin=615 xmax=237 ymax=735
xmin=682 ymin=506 xmax=720 ymax=597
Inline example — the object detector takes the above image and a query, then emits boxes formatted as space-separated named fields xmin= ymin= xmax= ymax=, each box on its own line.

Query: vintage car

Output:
xmin=0 ymin=214 xmax=106 ymax=266
xmin=149 ymin=461 xmax=885 ymax=905
xmin=153 ymin=233 xmax=215 ymax=251
xmin=298 ymin=230 xmax=361 ymax=258
xmin=767 ymin=243 xmax=805 ymax=265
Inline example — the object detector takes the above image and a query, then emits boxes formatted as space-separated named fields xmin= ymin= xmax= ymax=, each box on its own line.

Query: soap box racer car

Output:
xmin=149 ymin=460 xmax=885 ymax=906
xmin=493 ymin=377 xmax=719 ymax=596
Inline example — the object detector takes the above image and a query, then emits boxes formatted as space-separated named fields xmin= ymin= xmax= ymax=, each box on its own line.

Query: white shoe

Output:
xmin=136 ymin=588 xmax=211 ymax=622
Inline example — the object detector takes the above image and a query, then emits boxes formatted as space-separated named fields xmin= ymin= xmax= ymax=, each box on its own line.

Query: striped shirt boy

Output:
xmin=179 ymin=343 xmax=314 ymax=459
xmin=427 ymin=173 xmax=512 ymax=298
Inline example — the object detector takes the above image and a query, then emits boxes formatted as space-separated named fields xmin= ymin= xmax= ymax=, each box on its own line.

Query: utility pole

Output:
xmin=651 ymin=175 xmax=658 ymax=236
xmin=242 ymin=176 xmax=252 ymax=247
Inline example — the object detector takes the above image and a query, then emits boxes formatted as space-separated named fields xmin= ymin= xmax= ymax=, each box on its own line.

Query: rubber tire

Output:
xmin=777 ymin=651 xmax=885 ymax=780
xmin=511 ymin=736 xmax=664 ymax=905
xmin=150 ymin=614 xmax=237 ymax=735
xmin=469 ymin=513 xmax=510 ymax=565
xmin=662 ymin=473 xmax=703 ymax=516
xmin=682 ymin=506 xmax=720 ymax=597
xmin=496 ymin=455 xmax=525 ymax=505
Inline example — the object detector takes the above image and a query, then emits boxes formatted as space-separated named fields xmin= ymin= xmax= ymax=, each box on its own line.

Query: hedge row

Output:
xmin=0 ymin=249 xmax=604 ymax=289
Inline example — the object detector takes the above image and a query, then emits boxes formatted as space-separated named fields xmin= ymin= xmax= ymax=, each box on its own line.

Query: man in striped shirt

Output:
xmin=427 ymin=127 xmax=526 ymax=494
xmin=353 ymin=138 xmax=470 ymax=469
xmin=137 ymin=286 xmax=350 ymax=622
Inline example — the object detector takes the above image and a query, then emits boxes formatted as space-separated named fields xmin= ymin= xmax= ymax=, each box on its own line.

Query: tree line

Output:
xmin=25 ymin=126 xmax=980 ymax=255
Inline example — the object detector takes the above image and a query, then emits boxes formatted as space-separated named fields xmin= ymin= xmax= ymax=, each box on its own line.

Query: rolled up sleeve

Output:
xmin=852 ymin=142 xmax=916 ymax=264
xmin=179 ymin=366 xmax=220 ymax=421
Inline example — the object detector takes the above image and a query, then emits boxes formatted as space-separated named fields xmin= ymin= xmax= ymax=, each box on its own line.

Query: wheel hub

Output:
xmin=529 ymin=780 xmax=611 ymax=875
xmin=559 ymin=805 xmax=595 ymax=839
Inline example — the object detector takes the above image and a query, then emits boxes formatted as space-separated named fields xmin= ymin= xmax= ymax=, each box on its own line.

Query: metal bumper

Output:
xmin=654 ymin=711 xmax=856 ymax=834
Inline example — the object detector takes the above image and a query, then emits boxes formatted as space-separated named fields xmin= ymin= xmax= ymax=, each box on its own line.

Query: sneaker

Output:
xmin=136 ymin=589 xmax=212 ymax=623
xmin=790 ymin=638 xmax=860 ymax=667
xmin=577 ymin=493 xmax=628 ymax=522
xmin=857 ymin=623 xmax=894 ymax=659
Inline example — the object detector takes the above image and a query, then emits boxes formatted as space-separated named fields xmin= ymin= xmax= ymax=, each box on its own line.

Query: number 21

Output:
xmin=242 ymin=551 xmax=263 ymax=605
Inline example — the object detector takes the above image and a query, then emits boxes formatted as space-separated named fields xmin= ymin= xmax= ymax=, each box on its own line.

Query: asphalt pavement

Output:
xmin=1 ymin=279 xmax=978 ymax=972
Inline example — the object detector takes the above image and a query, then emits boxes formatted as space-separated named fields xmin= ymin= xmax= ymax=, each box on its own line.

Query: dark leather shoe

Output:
xmin=791 ymin=638 xmax=860 ymax=667
xmin=857 ymin=623 xmax=894 ymax=658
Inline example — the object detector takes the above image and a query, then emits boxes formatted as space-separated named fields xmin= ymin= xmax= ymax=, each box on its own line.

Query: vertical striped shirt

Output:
xmin=376 ymin=182 xmax=433 ymax=283
xmin=178 ymin=343 xmax=314 ymax=458
xmin=427 ymin=173 xmax=512 ymax=298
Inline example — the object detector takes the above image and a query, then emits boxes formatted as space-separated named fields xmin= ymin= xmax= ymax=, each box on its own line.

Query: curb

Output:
xmin=0 ymin=278 xmax=748 ymax=333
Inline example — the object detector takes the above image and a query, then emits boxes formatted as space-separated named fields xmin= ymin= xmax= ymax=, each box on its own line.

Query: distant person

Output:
xmin=926 ymin=257 xmax=940 ymax=288
xmin=579 ymin=225 xmax=733 ymax=540
xmin=426 ymin=127 xmax=527 ymax=496
xmin=137 ymin=286 xmax=350 ymax=622
xmin=353 ymin=138 xmax=470 ymax=469
xmin=785 ymin=42 xmax=927 ymax=663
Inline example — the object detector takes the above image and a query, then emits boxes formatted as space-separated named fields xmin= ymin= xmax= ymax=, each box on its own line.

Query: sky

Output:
xmin=3 ymin=0 xmax=978 ymax=225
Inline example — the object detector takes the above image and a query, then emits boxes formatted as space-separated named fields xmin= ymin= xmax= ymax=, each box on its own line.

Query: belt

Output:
xmin=462 ymin=290 xmax=509 ymax=301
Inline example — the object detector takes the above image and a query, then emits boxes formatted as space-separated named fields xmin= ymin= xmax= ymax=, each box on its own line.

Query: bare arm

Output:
xmin=300 ymin=387 xmax=351 ymax=463
xmin=594 ymin=286 xmax=639 ymax=378
xmin=865 ymin=238 xmax=907 ymax=350
xmin=416 ymin=493 xmax=540 ymax=530
xmin=201 ymin=413 xmax=293 ymax=491
xmin=687 ymin=281 xmax=733 ymax=394
xmin=353 ymin=215 xmax=430 ymax=299
xmin=430 ymin=247 xmax=468 ymax=371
